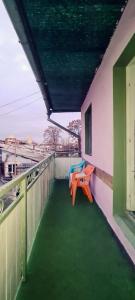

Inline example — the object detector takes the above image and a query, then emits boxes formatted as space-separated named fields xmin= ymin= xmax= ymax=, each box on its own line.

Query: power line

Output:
xmin=0 ymin=91 xmax=40 ymax=108
xmin=0 ymin=97 xmax=42 ymax=117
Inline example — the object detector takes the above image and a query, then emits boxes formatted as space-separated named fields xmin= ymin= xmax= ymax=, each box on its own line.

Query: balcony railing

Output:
xmin=0 ymin=154 xmax=82 ymax=300
xmin=0 ymin=154 xmax=55 ymax=300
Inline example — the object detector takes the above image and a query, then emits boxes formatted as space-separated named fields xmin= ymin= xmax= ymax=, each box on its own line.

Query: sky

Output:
xmin=0 ymin=1 xmax=80 ymax=143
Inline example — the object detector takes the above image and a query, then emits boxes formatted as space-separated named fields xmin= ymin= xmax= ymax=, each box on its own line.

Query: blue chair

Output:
xmin=67 ymin=160 xmax=85 ymax=178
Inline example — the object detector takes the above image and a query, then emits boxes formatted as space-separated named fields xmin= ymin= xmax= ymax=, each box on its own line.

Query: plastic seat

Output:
xmin=70 ymin=164 xmax=95 ymax=206
xmin=67 ymin=160 xmax=85 ymax=178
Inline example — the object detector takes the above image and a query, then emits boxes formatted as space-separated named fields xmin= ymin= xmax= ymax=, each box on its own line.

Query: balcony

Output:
xmin=0 ymin=154 xmax=135 ymax=300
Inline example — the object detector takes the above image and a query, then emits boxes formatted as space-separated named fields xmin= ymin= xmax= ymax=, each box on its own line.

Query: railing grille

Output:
xmin=0 ymin=154 xmax=55 ymax=300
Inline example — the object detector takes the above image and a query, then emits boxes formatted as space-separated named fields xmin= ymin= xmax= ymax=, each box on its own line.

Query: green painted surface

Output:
xmin=113 ymin=67 xmax=126 ymax=215
xmin=115 ymin=35 xmax=135 ymax=67
xmin=113 ymin=34 xmax=135 ymax=215
xmin=113 ymin=34 xmax=135 ymax=248
xmin=85 ymin=104 xmax=92 ymax=155
xmin=17 ymin=180 xmax=135 ymax=300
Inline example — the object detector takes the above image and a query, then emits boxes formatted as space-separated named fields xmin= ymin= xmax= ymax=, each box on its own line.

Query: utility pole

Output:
xmin=14 ymin=139 xmax=17 ymax=176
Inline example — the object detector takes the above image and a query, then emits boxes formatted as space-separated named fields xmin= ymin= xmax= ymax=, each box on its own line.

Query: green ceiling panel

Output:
xmin=4 ymin=0 xmax=126 ymax=112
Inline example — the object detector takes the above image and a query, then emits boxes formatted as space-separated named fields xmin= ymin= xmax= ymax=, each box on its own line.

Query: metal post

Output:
xmin=22 ymin=178 xmax=27 ymax=281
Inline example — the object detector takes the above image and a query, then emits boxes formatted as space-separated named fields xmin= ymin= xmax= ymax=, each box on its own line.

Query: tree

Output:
xmin=67 ymin=119 xmax=81 ymax=154
xmin=43 ymin=126 xmax=62 ymax=151
xmin=67 ymin=119 xmax=81 ymax=137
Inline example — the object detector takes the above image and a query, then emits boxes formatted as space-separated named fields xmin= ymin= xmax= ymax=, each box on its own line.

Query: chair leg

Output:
xmin=82 ymin=185 xmax=93 ymax=203
xmin=71 ymin=182 xmax=78 ymax=206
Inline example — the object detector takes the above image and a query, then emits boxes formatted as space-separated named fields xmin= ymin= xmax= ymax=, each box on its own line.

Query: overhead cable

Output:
xmin=0 ymin=97 xmax=42 ymax=117
xmin=0 ymin=91 xmax=40 ymax=108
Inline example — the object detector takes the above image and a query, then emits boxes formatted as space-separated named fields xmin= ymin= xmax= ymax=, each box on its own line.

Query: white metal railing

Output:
xmin=0 ymin=154 xmax=55 ymax=300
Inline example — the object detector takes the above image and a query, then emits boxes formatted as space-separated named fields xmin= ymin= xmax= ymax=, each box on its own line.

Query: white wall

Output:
xmin=81 ymin=0 xmax=135 ymax=263
xmin=82 ymin=0 xmax=135 ymax=173
xmin=55 ymin=157 xmax=82 ymax=179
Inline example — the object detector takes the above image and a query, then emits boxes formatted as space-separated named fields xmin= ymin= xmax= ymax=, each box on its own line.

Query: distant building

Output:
xmin=5 ymin=135 xmax=22 ymax=145
xmin=42 ymin=143 xmax=64 ymax=152
xmin=27 ymin=136 xmax=33 ymax=145
xmin=2 ymin=152 xmax=35 ymax=177
xmin=0 ymin=137 xmax=50 ymax=179
xmin=0 ymin=147 xmax=3 ymax=177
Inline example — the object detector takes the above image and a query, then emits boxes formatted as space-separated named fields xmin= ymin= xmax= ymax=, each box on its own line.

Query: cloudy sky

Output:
xmin=0 ymin=1 xmax=80 ymax=143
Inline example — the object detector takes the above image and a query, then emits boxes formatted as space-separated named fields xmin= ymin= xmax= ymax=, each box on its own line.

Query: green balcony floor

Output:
xmin=17 ymin=180 xmax=135 ymax=300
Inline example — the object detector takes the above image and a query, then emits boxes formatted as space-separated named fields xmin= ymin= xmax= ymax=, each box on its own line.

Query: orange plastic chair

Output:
xmin=70 ymin=165 xmax=95 ymax=206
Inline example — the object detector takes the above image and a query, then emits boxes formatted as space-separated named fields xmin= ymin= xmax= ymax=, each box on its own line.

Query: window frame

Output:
xmin=85 ymin=104 xmax=92 ymax=155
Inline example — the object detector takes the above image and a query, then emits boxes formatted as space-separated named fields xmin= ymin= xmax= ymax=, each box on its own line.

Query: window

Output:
xmin=13 ymin=164 xmax=15 ymax=173
xmin=8 ymin=164 xmax=12 ymax=173
xmin=8 ymin=164 xmax=17 ymax=174
xmin=85 ymin=104 xmax=92 ymax=155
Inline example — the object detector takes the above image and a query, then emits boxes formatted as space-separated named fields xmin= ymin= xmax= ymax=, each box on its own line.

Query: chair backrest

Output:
xmin=68 ymin=160 xmax=85 ymax=176
xmin=79 ymin=160 xmax=85 ymax=168
xmin=84 ymin=165 xmax=95 ymax=176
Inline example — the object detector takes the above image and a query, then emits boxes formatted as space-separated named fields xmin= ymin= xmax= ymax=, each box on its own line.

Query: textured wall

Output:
xmin=81 ymin=0 xmax=135 ymax=263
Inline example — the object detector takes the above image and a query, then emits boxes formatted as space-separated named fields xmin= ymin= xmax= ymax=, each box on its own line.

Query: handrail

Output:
xmin=0 ymin=153 xmax=55 ymax=198
xmin=0 ymin=152 xmax=55 ymax=299
xmin=0 ymin=153 xmax=55 ymax=223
